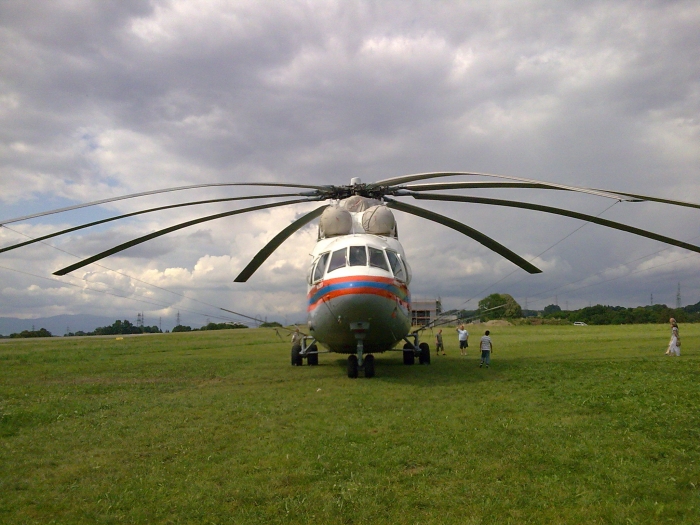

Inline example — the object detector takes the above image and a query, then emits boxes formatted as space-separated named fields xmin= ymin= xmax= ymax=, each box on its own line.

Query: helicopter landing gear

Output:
xmin=347 ymin=321 xmax=374 ymax=378
xmin=364 ymin=354 xmax=375 ymax=378
xmin=292 ymin=338 xmax=320 ymax=366
xmin=419 ymin=342 xmax=430 ymax=365
xmin=347 ymin=353 xmax=374 ymax=378
xmin=402 ymin=342 xmax=415 ymax=365
xmin=402 ymin=335 xmax=430 ymax=366
xmin=307 ymin=344 xmax=319 ymax=366
xmin=291 ymin=344 xmax=303 ymax=366
xmin=347 ymin=354 xmax=359 ymax=378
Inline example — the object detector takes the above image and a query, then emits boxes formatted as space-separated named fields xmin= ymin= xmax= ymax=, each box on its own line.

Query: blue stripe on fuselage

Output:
xmin=308 ymin=279 xmax=399 ymax=305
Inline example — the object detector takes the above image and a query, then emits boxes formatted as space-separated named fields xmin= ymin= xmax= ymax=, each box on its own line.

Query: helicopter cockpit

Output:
xmin=308 ymin=245 xmax=408 ymax=284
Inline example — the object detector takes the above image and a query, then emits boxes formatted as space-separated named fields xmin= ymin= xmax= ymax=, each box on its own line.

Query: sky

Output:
xmin=1 ymin=0 xmax=699 ymax=329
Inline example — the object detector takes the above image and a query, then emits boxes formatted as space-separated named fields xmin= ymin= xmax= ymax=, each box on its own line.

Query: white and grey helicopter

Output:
xmin=2 ymin=171 xmax=699 ymax=378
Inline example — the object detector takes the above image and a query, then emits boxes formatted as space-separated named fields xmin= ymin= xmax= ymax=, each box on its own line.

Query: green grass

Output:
xmin=1 ymin=324 xmax=699 ymax=524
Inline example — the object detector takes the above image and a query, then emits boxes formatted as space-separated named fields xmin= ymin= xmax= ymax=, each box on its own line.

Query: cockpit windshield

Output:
xmin=368 ymin=247 xmax=389 ymax=271
xmin=327 ymin=248 xmax=347 ymax=273
xmin=348 ymin=246 xmax=367 ymax=266
xmin=386 ymin=250 xmax=406 ymax=281
xmin=317 ymin=246 xmax=400 ymax=278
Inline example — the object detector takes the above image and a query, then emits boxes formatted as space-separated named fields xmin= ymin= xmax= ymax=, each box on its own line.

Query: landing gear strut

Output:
xmin=402 ymin=333 xmax=430 ymax=366
xmin=291 ymin=337 xmax=320 ymax=366
xmin=348 ymin=321 xmax=374 ymax=378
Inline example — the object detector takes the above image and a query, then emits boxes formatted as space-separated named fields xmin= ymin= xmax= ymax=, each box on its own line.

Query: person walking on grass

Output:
xmin=479 ymin=330 xmax=493 ymax=368
xmin=666 ymin=318 xmax=681 ymax=357
xmin=456 ymin=324 xmax=469 ymax=356
xmin=435 ymin=329 xmax=445 ymax=355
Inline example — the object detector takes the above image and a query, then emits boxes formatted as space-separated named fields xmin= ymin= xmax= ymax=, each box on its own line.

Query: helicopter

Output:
xmin=2 ymin=171 xmax=699 ymax=378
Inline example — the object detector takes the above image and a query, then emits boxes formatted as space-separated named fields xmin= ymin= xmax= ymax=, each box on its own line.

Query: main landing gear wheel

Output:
xmin=291 ymin=344 xmax=303 ymax=366
xmin=347 ymin=355 xmax=359 ymax=378
xmin=364 ymin=354 xmax=375 ymax=378
xmin=419 ymin=342 xmax=431 ymax=365
xmin=307 ymin=344 xmax=319 ymax=366
xmin=402 ymin=342 xmax=415 ymax=365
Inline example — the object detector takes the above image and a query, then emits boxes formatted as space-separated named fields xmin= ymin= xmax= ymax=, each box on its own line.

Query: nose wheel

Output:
xmin=346 ymin=321 xmax=375 ymax=378
xmin=347 ymin=353 xmax=374 ymax=378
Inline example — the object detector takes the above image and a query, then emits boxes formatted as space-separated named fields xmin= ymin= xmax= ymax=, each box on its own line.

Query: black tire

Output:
xmin=307 ymin=344 xmax=319 ymax=366
xmin=403 ymin=342 xmax=415 ymax=365
xmin=291 ymin=344 xmax=303 ymax=366
xmin=419 ymin=342 xmax=430 ymax=365
xmin=364 ymin=354 xmax=375 ymax=378
xmin=347 ymin=355 xmax=359 ymax=378
xmin=402 ymin=342 xmax=415 ymax=365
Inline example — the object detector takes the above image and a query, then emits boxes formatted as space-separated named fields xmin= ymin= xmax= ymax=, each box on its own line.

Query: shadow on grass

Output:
xmin=325 ymin=351 xmax=514 ymax=386
xmin=324 ymin=350 xmax=678 ymax=386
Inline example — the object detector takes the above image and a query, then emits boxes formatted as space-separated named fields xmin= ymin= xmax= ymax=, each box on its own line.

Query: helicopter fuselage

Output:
xmin=304 ymin=196 xmax=413 ymax=355
xmin=306 ymin=233 xmax=412 ymax=353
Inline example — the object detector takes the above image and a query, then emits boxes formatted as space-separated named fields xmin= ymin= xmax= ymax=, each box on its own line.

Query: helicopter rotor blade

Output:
xmin=234 ymin=205 xmax=329 ymax=282
xmin=383 ymin=198 xmax=542 ymax=274
xmin=53 ymin=198 xmax=319 ymax=276
xmin=0 ymin=182 xmax=327 ymax=226
xmin=0 ymin=193 xmax=307 ymax=255
xmin=401 ymin=181 xmax=557 ymax=191
xmin=590 ymin=190 xmax=700 ymax=210
xmin=401 ymin=181 xmax=700 ymax=210
xmin=372 ymin=171 xmax=631 ymax=201
xmin=406 ymin=192 xmax=700 ymax=255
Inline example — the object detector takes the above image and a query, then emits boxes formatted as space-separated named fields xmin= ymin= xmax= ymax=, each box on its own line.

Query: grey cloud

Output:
xmin=1 ymin=0 xmax=699 ymax=322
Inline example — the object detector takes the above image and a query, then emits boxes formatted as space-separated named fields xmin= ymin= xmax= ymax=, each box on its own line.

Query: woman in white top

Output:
xmin=666 ymin=318 xmax=681 ymax=356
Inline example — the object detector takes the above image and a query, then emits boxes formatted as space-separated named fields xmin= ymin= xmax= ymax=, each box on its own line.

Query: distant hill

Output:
xmin=0 ymin=315 xmax=130 ymax=336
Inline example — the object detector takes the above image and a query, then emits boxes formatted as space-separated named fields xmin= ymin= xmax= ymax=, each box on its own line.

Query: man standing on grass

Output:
xmin=479 ymin=330 xmax=492 ymax=368
xmin=456 ymin=324 xmax=469 ymax=356
xmin=435 ymin=329 xmax=445 ymax=355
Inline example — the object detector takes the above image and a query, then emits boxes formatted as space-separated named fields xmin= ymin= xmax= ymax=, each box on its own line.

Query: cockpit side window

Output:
xmin=327 ymin=248 xmax=348 ymax=273
xmin=312 ymin=252 xmax=329 ymax=282
xmin=386 ymin=250 xmax=406 ymax=281
xmin=368 ymin=247 xmax=389 ymax=271
xmin=348 ymin=246 xmax=367 ymax=266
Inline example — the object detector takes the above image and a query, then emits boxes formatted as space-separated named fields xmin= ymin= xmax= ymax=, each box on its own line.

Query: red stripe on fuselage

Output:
xmin=307 ymin=275 xmax=408 ymax=312
xmin=307 ymin=286 xmax=397 ymax=311
xmin=307 ymin=274 xmax=395 ymax=293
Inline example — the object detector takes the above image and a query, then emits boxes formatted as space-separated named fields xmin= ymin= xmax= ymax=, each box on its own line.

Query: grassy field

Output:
xmin=1 ymin=324 xmax=699 ymax=524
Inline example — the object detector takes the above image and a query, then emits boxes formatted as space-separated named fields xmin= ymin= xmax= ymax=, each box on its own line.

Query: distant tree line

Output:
xmin=541 ymin=302 xmax=700 ymax=325
xmin=172 ymin=322 xmax=247 ymax=332
xmin=3 ymin=328 xmax=54 ymax=338
xmin=444 ymin=294 xmax=700 ymax=325
xmin=65 ymin=319 xmax=162 ymax=337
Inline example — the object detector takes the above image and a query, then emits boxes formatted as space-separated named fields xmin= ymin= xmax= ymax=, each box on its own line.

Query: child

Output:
xmin=479 ymin=330 xmax=493 ymax=368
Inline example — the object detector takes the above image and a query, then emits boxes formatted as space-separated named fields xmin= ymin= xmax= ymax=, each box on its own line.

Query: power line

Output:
xmin=528 ymin=243 xmax=700 ymax=306
xmin=454 ymin=201 xmax=619 ymax=309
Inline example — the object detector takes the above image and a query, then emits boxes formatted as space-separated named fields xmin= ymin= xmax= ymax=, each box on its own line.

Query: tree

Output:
xmin=543 ymin=304 xmax=562 ymax=315
xmin=10 ymin=327 xmax=53 ymax=338
xmin=478 ymin=293 xmax=522 ymax=320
